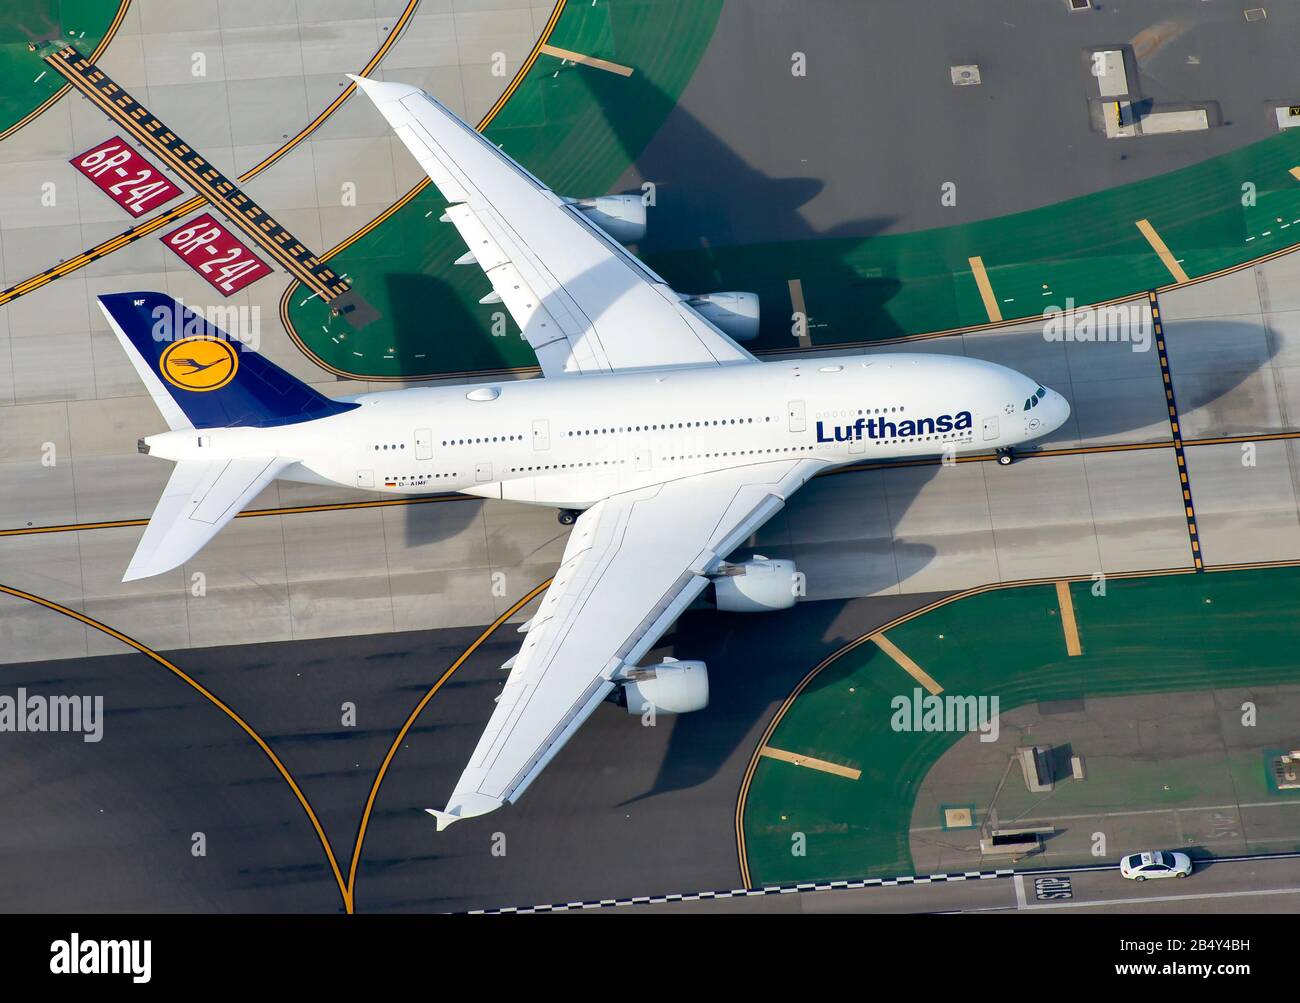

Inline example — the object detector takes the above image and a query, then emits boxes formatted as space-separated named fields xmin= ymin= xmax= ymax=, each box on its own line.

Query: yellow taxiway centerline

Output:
xmin=871 ymin=633 xmax=943 ymax=695
xmin=346 ymin=578 xmax=551 ymax=905
xmin=1136 ymin=218 xmax=1190 ymax=283
xmin=0 ymin=581 xmax=349 ymax=910
xmin=14 ymin=426 xmax=1300 ymax=541
xmin=1055 ymin=580 xmax=1083 ymax=656
xmin=540 ymin=43 xmax=633 ymax=77
xmin=759 ymin=746 xmax=861 ymax=780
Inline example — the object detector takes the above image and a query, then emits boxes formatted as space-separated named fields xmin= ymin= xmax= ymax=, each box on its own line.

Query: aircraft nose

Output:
xmin=1047 ymin=389 xmax=1071 ymax=430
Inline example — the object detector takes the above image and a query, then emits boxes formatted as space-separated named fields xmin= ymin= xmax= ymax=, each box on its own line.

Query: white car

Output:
xmin=1119 ymin=850 xmax=1193 ymax=881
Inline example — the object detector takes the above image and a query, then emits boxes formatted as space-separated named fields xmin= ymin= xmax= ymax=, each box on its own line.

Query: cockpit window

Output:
xmin=1024 ymin=386 xmax=1048 ymax=410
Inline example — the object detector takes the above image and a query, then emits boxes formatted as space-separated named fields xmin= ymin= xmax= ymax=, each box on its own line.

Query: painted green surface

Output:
xmin=287 ymin=0 xmax=724 ymax=377
xmin=288 ymin=0 xmax=1300 ymax=376
xmin=0 ymin=1 xmax=118 ymax=135
xmin=654 ymin=129 xmax=1300 ymax=350
xmin=742 ymin=567 xmax=1300 ymax=885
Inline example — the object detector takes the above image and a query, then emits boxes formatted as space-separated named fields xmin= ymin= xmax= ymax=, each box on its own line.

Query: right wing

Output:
xmin=123 ymin=457 xmax=291 ymax=581
xmin=349 ymin=74 xmax=757 ymax=377
xmin=428 ymin=458 xmax=825 ymax=829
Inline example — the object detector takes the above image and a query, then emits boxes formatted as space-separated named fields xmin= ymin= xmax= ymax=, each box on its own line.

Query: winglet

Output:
xmin=424 ymin=808 xmax=461 ymax=832
xmin=424 ymin=792 xmax=503 ymax=831
xmin=346 ymin=73 xmax=418 ymax=104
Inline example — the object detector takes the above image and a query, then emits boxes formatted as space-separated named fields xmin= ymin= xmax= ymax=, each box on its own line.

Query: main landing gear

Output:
xmin=996 ymin=448 xmax=1016 ymax=467
xmin=557 ymin=508 xmax=580 ymax=526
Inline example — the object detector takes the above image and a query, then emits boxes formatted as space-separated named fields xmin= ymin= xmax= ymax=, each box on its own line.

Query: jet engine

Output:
xmin=685 ymin=291 xmax=760 ymax=342
xmin=614 ymin=658 xmax=709 ymax=715
xmin=567 ymin=195 xmax=647 ymax=244
xmin=711 ymin=556 xmax=798 ymax=613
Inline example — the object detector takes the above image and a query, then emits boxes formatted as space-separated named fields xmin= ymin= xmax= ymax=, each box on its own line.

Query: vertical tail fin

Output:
xmin=98 ymin=292 xmax=358 ymax=430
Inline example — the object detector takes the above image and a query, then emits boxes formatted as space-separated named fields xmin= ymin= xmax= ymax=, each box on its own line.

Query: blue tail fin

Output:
xmin=98 ymin=292 xmax=359 ymax=431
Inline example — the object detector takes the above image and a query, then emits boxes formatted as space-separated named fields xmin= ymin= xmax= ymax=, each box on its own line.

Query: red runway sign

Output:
xmin=70 ymin=136 xmax=181 ymax=216
xmin=161 ymin=213 xmax=273 ymax=296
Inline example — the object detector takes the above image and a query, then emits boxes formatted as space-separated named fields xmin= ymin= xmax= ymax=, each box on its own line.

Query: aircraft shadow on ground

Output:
xmin=579 ymin=67 xmax=907 ymax=342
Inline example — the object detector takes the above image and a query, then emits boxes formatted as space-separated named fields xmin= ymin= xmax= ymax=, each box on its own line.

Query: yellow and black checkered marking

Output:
xmin=43 ymin=45 xmax=350 ymax=303
xmin=1149 ymin=290 xmax=1203 ymax=571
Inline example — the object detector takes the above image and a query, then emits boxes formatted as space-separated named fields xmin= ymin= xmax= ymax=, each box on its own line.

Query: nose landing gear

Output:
xmin=557 ymin=508 xmax=580 ymax=526
xmin=996 ymin=448 xmax=1015 ymax=467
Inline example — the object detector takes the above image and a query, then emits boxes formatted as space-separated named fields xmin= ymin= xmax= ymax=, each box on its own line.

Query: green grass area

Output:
xmin=0 ymin=1 xmax=120 ymax=136
xmin=742 ymin=566 xmax=1300 ymax=885
xmin=287 ymin=0 xmax=724 ymax=377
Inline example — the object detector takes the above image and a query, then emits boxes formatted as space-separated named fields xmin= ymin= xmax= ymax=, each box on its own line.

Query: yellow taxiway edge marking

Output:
xmin=967 ymin=256 xmax=1003 ymax=323
xmin=759 ymin=746 xmax=861 ymax=780
xmin=1055 ymin=580 xmax=1083 ymax=656
xmin=539 ymin=43 xmax=634 ymax=77
xmin=788 ymin=278 xmax=811 ymax=348
xmin=871 ymin=633 xmax=943 ymax=695
xmin=1135 ymin=218 xmax=1190 ymax=283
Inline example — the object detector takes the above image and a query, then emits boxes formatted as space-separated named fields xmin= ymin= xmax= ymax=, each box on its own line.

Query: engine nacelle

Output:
xmin=568 ymin=195 xmax=647 ymax=243
xmin=616 ymin=658 xmax=708 ymax=715
xmin=712 ymin=557 xmax=798 ymax=613
xmin=685 ymin=292 xmax=760 ymax=342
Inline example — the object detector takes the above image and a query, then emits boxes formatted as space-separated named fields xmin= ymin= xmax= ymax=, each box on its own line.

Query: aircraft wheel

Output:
xmin=557 ymin=509 xmax=579 ymax=526
xmin=996 ymin=449 xmax=1015 ymax=467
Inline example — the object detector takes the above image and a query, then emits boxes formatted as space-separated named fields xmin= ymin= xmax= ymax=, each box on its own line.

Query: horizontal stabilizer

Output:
xmin=124 ymin=456 xmax=291 ymax=581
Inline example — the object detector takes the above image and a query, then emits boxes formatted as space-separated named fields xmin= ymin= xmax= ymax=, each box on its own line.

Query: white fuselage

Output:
xmin=142 ymin=353 xmax=1070 ymax=506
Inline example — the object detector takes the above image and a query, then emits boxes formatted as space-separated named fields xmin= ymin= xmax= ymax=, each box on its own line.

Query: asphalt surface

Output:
xmin=616 ymin=0 xmax=1300 ymax=249
xmin=0 ymin=589 xmax=940 ymax=912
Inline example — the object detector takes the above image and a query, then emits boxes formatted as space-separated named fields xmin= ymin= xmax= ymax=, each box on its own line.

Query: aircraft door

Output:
xmin=414 ymin=428 xmax=433 ymax=460
xmin=475 ymin=462 xmax=493 ymax=482
xmin=787 ymin=400 xmax=806 ymax=432
xmin=357 ymin=470 xmax=374 ymax=488
xmin=531 ymin=419 xmax=550 ymax=451
xmin=982 ymin=416 xmax=1000 ymax=441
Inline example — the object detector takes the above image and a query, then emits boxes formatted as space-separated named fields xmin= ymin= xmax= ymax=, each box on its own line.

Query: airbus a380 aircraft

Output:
xmin=97 ymin=75 xmax=1070 ymax=830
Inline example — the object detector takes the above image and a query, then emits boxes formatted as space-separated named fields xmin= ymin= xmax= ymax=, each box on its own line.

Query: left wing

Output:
xmin=427 ymin=458 xmax=825 ymax=829
xmin=349 ymin=74 xmax=757 ymax=377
